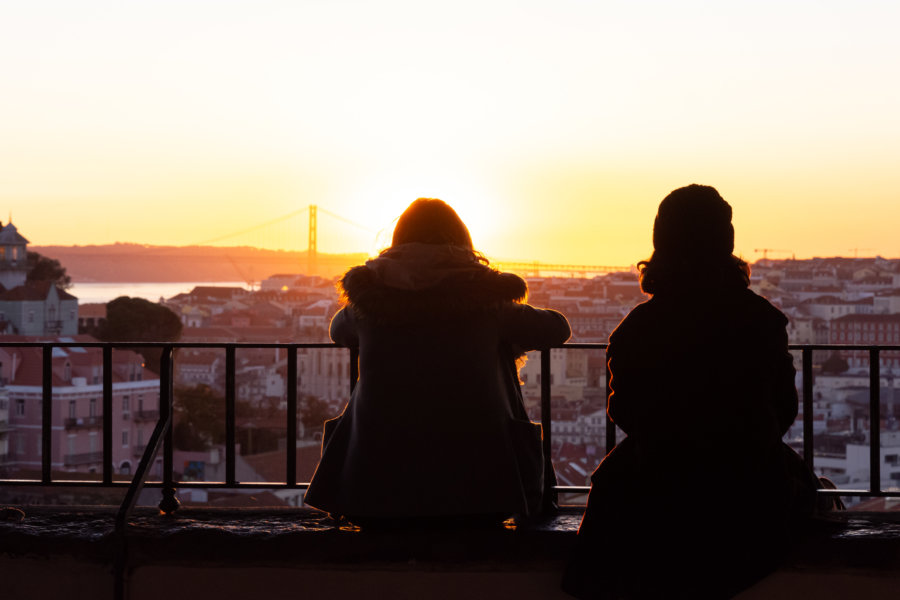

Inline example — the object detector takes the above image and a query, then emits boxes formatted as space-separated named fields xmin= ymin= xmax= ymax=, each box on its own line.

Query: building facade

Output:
xmin=0 ymin=337 xmax=160 ymax=477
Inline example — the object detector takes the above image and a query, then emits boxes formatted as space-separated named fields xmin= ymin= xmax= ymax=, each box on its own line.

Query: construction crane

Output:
xmin=753 ymin=248 xmax=792 ymax=260
xmin=848 ymin=248 xmax=874 ymax=259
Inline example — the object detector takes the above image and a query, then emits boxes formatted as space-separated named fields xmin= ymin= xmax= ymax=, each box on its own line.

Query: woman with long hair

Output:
xmin=305 ymin=198 xmax=570 ymax=525
xmin=563 ymin=185 xmax=817 ymax=599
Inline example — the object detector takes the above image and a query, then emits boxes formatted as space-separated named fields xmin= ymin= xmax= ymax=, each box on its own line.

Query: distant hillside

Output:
xmin=31 ymin=244 xmax=368 ymax=283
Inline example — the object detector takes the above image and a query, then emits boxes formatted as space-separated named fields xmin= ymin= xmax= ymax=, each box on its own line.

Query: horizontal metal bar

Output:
xmin=0 ymin=479 xmax=311 ymax=489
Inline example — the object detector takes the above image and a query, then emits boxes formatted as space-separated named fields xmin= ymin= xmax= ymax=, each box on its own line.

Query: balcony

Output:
xmin=63 ymin=451 xmax=104 ymax=466
xmin=1 ymin=340 xmax=899 ymax=600
xmin=64 ymin=416 xmax=104 ymax=430
xmin=132 ymin=410 xmax=159 ymax=423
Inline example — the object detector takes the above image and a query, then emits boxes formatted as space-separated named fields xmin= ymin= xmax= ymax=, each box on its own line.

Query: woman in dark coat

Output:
xmin=305 ymin=198 xmax=570 ymax=524
xmin=563 ymin=185 xmax=817 ymax=599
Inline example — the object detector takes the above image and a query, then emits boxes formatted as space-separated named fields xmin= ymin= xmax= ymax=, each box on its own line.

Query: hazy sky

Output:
xmin=2 ymin=1 xmax=899 ymax=266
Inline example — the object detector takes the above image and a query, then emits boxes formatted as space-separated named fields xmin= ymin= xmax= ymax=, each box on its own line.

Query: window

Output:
xmin=69 ymin=400 xmax=76 ymax=419
xmin=26 ymin=310 xmax=34 ymax=324
xmin=89 ymin=398 xmax=97 ymax=417
xmin=137 ymin=429 xmax=144 ymax=446
xmin=138 ymin=395 xmax=144 ymax=412
xmin=122 ymin=396 xmax=130 ymax=412
xmin=15 ymin=399 xmax=24 ymax=416
xmin=67 ymin=435 xmax=76 ymax=455
xmin=89 ymin=432 xmax=98 ymax=452
xmin=886 ymin=454 xmax=899 ymax=466
xmin=122 ymin=431 xmax=129 ymax=447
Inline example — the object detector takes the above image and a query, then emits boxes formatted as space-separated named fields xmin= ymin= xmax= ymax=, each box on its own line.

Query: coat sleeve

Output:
xmin=605 ymin=329 xmax=637 ymax=435
xmin=769 ymin=314 xmax=799 ymax=436
xmin=329 ymin=307 xmax=359 ymax=348
xmin=498 ymin=303 xmax=571 ymax=352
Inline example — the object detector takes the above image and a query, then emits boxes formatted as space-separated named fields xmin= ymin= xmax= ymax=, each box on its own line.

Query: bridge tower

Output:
xmin=307 ymin=205 xmax=317 ymax=275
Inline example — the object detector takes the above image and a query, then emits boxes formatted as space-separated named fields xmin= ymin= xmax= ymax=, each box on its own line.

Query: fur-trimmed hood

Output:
xmin=339 ymin=243 xmax=527 ymax=322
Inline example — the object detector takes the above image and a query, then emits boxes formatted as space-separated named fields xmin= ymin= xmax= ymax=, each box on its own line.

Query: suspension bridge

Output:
xmin=196 ymin=205 xmax=632 ymax=277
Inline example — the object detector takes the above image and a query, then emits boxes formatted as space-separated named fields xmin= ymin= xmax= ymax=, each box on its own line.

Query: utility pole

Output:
xmin=308 ymin=205 xmax=317 ymax=275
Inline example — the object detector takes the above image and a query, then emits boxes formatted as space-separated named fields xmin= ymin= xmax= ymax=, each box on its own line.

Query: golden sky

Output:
xmin=3 ymin=1 xmax=899 ymax=267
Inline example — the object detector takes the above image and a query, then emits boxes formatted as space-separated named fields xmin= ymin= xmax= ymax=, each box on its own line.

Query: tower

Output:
xmin=0 ymin=221 xmax=29 ymax=290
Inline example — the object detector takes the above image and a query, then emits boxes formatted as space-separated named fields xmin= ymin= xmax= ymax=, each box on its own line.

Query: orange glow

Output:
xmin=5 ymin=3 xmax=900 ymax=267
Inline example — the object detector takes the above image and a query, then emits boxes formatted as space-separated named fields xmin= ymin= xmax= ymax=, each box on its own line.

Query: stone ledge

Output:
xmin=1 ymin=506 xmax=899 ymax=600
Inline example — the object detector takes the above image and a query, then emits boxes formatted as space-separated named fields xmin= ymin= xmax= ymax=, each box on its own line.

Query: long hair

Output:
xmin=638 ymin=253 xmax=750 ymax=296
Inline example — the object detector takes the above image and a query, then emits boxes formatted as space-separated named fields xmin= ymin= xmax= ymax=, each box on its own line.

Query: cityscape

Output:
xmin=3 ymin=2 xmax=900 ymax=597
xmin=1 ymin=218 xmax=899 ymax=510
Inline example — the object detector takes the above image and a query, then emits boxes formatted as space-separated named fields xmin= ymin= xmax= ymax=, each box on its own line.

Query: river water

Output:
xmin=69 ymin=281 xmax=250 ymax=305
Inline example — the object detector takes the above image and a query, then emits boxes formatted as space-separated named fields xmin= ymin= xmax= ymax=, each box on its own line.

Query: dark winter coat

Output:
xmin=304 ymin=243 xmax=571 ymax=519
xmin=564 ymin=287 xmax=816 ymax=599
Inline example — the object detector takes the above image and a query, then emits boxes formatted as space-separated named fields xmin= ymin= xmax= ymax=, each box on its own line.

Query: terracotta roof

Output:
xmin=189 ymin=286 xmax=247 ymax=299
xmin=0 ymin=280 xmax=77 ymax=301
xmin=0 ymin=222 xmax=29 ymax=245
xmin=78 ymin=303 xmax=107 ymax=318
xmin=240 ymin=445 xmax=322 ymax=482
xmin=0 ymin=336 xmax=153 ymax=386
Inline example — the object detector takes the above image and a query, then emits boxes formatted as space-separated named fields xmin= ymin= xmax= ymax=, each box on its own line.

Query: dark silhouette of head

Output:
xmin=391 ymin=198 xmax=474 ymax=250
xmin=639 ymin=184 xmax=749 ymax=295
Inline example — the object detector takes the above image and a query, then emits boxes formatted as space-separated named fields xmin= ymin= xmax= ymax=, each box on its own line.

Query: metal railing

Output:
xmin=0 ymin=341 xmax=898 ymax=530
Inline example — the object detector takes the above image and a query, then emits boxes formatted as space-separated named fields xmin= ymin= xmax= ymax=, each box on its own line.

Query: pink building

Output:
xmin=0 ymin=335 xmax=160 ymax=477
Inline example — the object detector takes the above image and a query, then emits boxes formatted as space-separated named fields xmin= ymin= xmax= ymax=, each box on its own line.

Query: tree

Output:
xmin=94 ymin=296 xmax=183 ymax=373
xmin=821 ymin=352 xmax=850 ymax=375
xmin=300 ymin=394 xmax=334 ymax=435
xmin=26 ymin=251 xmax=72 ymax=289
xmin=173 ymin=384 xmax=225 ymax=451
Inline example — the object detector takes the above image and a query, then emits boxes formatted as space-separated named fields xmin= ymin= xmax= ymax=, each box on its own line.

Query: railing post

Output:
xmin=870 ymin=349 xmax=881 ymax=494
xmin=103 ymin=345 xmax=113 ymax=484
xmin=225 ymin=345 xmax=236 ymax=485
xmin=41 ymin=344 xmax=52 ymax=484
xmin=802 ymin=348 xmax=814 ymax=470
xmin=287 ymin=346 xmax=298 ymax=486
xmin=540 ymin=349 xmax=556 ymax=509
xmin=159 ymin=345 xmax=179 ymax=515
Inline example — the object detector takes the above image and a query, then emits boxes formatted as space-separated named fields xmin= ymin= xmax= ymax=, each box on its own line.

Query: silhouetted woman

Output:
xmin=305 ymin=198 xmax=570 ymax=525
xmin=563 ymin=185 xmax=816 ymax=599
